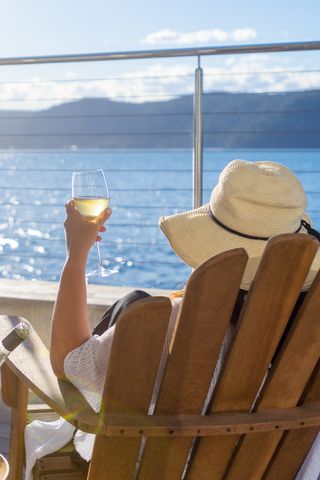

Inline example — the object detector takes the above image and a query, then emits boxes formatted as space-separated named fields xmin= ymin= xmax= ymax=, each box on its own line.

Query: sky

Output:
xmin=0 ymin=0 xmax=319 ymax=109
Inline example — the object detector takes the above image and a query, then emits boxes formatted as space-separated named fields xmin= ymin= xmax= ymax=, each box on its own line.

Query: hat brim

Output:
xmin=159 ymin=204 xmax=320 ymax=291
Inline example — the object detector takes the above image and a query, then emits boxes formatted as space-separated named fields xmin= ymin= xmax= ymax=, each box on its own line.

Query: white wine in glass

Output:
xmin=73 ymin=197 xmax=110 ymax=219
xmin=72 ymin=169 xmax=117 ymax=278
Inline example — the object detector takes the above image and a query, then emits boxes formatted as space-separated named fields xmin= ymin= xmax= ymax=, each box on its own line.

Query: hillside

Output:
xmin=0 ymin=91 xmax=319 ymax=148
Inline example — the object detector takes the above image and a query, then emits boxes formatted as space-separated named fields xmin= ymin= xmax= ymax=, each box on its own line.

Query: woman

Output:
xmin=26 ymin=159 xmax=320 ymax=479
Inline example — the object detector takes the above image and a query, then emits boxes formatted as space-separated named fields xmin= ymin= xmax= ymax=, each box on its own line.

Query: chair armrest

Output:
xmin=71 ymin=402 xmax=320 ymax=437
xmin=0 ymin=315 xmax=87 ymax=424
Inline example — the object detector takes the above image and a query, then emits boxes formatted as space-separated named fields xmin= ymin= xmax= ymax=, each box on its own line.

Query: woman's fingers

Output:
xmin=65 ymin=199 xmax=74 ymax=211
xmin=95 ymin=207 xmax=112 ymax=228
xmin=65 ymin=200 xmax=83 ymax=219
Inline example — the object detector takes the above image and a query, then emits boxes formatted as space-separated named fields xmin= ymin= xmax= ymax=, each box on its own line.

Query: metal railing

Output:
xmin=1 ymin=41 xmax=320 ymax=65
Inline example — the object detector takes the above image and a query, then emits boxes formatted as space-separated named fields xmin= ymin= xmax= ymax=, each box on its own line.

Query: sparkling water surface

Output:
xmin=0 ymin=148 xmax=319 ymax=289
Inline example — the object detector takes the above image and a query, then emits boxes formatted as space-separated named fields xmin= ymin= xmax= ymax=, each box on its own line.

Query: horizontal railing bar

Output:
xmin=0 ymin=93 xmax=188 ymax=102
xmin=0 ymin=208 xmax=320 ymax=218
xmin=0 ymin=151 xmax=192 ymax=156
xmin=1 ymin=244 xmax=170 ymax=251
xmin=1 ymin=187 xmax=319 ymax=194
xmin=1 ymin=89 xmax=320 ymax=104
xmin=0 ymin=201 xmax=189 ymax=207
xmin=0 ymin=253 xmax=62 ymax=259
xmin=0 ymin=186 xmax=194 ymax=191
xmin=1 ymin=222 xmax=170 ymax=228
xmin=3 ymin=237 xmax=170 ymax=247
xmin=0 ymin=67 xmax=319 ymax=85
xmin=203 ymin=110 xmax=320 ymax=115
xmin=0 ymin=41 xmax=319 ymax=66
xmin=0 ymin=168 xmax=319 ymax=174
xmin=0 ymin=110 xmax=319 ymax=120
xmin=1 ymin=187 xmax=319 ymax=195
xmin=0 ymin=253 xmax=179 ymax=266
xmin=0 ymin=168 xmax=190 ymax=173
xmin=0 ymin=74 xmax=194 ymax=85
xmin=204 ymin=68 xmax=320 ymax=76
xmin=0 ymin=236 xmax=170 ymax=247
xmin=0 ymin=130 xmax=319 ymax=137
xmin=0 ymin=112 xmax=194 ymax=120
xmin=0 ymin=132 xmax=193 ymax=136
xmin=204 ymin=89 xmax=320 ymax=96
xmin=1 ymin=148 xmax=313 ymax=154
xmin=203 ymin=130 xmax=320 ymax=134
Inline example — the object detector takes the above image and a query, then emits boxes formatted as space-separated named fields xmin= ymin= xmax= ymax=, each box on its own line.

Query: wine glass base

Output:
xmin=86 ymin=265 xmax=119 ymax=278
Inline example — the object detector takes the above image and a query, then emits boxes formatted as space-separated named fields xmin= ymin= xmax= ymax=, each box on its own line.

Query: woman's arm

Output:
xmin=50 ymin=200 xmax=112 ymax=379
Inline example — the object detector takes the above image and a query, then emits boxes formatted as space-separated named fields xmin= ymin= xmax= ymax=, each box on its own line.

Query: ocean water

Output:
xmin=0 ymin=148 xmax=319 ymax=289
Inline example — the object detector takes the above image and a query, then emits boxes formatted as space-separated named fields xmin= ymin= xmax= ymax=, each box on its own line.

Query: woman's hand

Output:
xmin=64 ymin=200 xmax=112 ymax=263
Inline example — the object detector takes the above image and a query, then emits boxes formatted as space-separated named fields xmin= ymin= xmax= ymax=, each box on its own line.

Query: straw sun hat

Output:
xmin=160 ymin=159 xmax=320 ymax=290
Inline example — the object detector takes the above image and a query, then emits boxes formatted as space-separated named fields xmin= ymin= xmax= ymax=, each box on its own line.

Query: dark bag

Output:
xmin=92 ymin=289 xmax=151 ymax=335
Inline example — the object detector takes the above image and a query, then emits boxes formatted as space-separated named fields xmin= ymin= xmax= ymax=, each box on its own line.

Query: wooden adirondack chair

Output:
xmin=1 ymin=233 xmax=320 ymax=480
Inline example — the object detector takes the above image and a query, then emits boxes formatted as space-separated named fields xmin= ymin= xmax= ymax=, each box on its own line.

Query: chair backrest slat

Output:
xmin=88 ymin=297 xmax=171 ymax=480
xmin=264 ymin=363 xmax=320 ymax=480
xmin=226 ymin=267 xmax=320 ymax=479
xmin=189 ymin=234 xmax=319 ymax=479
xmin=137 ymin=249 xmax=248 ymax=480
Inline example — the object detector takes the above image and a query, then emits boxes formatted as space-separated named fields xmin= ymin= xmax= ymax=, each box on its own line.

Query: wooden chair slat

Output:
xmin=189 ymin=234 xmax=319 ymax=479
xmin=34 ymin=455 xmax=84 ymax=474
xmin=38 ymin=474 xmax=85 ymax=480
xmin=138 ymin=249 xmax=248 ymax=480
xmin=1 ymin=363 xmax=19 ymax=408
xmin=32 ymin=443 xmax=87 ymax=480
xmin=88 ymin=296 xmax=171 ymax=480
xmin=226 ymin=267 xmax=320 ymax=479
xmin=7 ymin=374 xmax=28 ymax=480
xmin=264 ymin=364 xmax=320 ymax=479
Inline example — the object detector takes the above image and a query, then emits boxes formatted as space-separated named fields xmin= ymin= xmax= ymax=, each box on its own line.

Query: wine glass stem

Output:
xmin=96 ymin=241 xmax=103 ymax=268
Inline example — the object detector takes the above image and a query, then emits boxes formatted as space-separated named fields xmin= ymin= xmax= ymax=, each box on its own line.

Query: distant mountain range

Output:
xmin=0 ymin=91 xmax=319 ymax=149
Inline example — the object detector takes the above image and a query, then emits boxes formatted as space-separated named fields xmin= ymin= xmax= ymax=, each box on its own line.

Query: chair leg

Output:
xmin=7 ymin=371 xmax=28 ymax=480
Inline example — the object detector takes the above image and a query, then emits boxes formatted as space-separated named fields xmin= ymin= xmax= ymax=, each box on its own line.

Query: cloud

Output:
xmin=142 ymin=28 xmax=257 ymax=46
xmin=143 ymin=29 xmax=179 ymax=45
xmin=231 ymin=28 xmax=257 ymax=42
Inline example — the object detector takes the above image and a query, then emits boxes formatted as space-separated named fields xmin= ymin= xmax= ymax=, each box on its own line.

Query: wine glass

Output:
xmin=72 ymin=169 xmax=117 ymax=278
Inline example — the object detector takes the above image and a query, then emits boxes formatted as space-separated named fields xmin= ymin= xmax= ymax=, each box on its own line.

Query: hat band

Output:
xmin=208 ymin=205 xmax=303 ymax=241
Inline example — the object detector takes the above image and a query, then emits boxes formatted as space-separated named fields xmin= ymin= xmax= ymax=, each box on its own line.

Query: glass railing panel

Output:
xmin=0 ymin=45 xmax=319 ymax=288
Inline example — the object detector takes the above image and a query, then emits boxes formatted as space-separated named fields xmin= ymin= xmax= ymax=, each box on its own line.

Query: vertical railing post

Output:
xmin=193 ymin=55 xmax=203 ymax=209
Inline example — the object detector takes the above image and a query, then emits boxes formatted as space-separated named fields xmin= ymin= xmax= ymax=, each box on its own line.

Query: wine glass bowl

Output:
xmin=72 ymin=169 xmax=110 ymax=218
